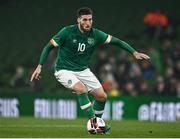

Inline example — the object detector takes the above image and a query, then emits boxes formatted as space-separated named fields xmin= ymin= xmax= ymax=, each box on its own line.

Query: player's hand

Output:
xmin=133 ymin=51 xmax=150 ymax=60
xmin=30 ymin=65 xmax=42 ymax=81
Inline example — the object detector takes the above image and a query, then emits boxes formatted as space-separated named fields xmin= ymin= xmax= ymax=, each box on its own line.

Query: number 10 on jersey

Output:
xmin=78 ymin=43 xmax=86 ymax=52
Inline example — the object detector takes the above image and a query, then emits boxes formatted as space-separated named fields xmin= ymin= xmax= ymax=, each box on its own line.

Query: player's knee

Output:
xmin=96 ymin=92 xmax=107 ymax=102
xmin=73 ymin=81 xmax=87 ymax=94
xmin=102 ymin=92 xmax=107 ymax=102
xmin=92 ymin=87 xmax=107 ymax=102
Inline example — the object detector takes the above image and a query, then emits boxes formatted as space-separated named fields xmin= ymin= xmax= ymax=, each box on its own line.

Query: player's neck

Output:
xmin=78 ymin=24 xmax=90 ymax=33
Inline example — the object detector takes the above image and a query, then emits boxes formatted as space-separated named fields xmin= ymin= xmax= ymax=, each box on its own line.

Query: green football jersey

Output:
xmin=52 ymin=24 xmax=108 ymax=71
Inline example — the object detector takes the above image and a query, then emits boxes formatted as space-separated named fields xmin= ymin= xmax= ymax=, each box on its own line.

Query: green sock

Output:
xmin=77 ymin=93 xmax=95 ymax=119
xmin=93 ymin=100 xmax=106 ymax=118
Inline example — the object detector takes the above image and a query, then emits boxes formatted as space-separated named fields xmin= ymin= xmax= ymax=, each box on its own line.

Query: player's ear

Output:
xmin=77 ymin=17 xmax=80 ymax=23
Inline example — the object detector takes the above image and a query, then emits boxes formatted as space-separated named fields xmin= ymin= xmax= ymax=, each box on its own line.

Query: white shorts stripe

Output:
xmin=80 ymin=102 xmax=91 ymax=110
xmin=94 ymin=110 xmax=104 ymax=114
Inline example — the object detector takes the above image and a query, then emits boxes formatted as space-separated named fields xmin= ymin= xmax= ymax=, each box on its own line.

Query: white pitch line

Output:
xmin=0 ymin=125 xmax=84 ymax=128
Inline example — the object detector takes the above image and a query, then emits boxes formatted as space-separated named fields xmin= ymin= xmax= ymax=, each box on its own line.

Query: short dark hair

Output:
xmin=77 ymin=7 xmax=93 ymax=17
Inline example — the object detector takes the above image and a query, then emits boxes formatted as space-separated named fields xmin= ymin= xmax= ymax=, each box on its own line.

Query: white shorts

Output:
xmin=54 ymin=68 xmax=102 ymax=92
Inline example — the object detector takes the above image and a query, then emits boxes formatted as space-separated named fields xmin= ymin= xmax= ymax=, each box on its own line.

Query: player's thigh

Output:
xmin=73 ymin=81 xmax=87 ymax=93
xmin=76 ymin=68 xmax=102 ymax=92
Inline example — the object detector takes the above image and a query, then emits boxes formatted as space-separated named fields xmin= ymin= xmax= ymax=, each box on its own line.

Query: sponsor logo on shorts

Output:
xmin=68 ymin=79 xmax=72 ymax=85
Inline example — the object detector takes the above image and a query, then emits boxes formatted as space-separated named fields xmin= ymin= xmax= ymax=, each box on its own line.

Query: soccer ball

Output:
xmin=87 ymin=117 xmax=106 ymax=134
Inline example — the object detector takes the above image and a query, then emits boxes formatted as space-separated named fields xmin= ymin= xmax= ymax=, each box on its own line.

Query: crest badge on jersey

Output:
xmin=87 ymin=37 xmax=95 ymax=45
xmin=73 ymin=39 xmax=77 ymax=43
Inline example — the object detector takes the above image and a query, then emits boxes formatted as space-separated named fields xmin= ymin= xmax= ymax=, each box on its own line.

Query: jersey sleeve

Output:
xmin=95 ymin=29 xmax=109 ymax=45
xmin=52 ymin=27 xmax=67 ymax=47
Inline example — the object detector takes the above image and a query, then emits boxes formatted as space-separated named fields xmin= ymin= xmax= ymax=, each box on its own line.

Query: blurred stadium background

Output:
xmin=0 ymin=0 xmax=180 ymax=137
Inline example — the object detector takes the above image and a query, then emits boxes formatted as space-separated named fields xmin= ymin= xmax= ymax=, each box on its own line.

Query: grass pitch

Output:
xmin=0 ymin=117 xmax=180 ymax=138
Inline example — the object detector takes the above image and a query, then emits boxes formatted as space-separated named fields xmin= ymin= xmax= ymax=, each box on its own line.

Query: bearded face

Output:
xmin=77 ymin=14 xmax=93 ymax=32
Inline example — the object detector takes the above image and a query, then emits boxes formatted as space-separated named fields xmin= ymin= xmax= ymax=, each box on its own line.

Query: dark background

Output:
xmin=0 ymin=0 xmax=179 ymax=96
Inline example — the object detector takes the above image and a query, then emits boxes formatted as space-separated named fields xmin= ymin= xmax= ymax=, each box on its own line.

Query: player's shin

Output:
xmin=77 ymin=93 xmax=95 ymax=118
xmin=93 ymin=100 xmax=106 ymax=118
